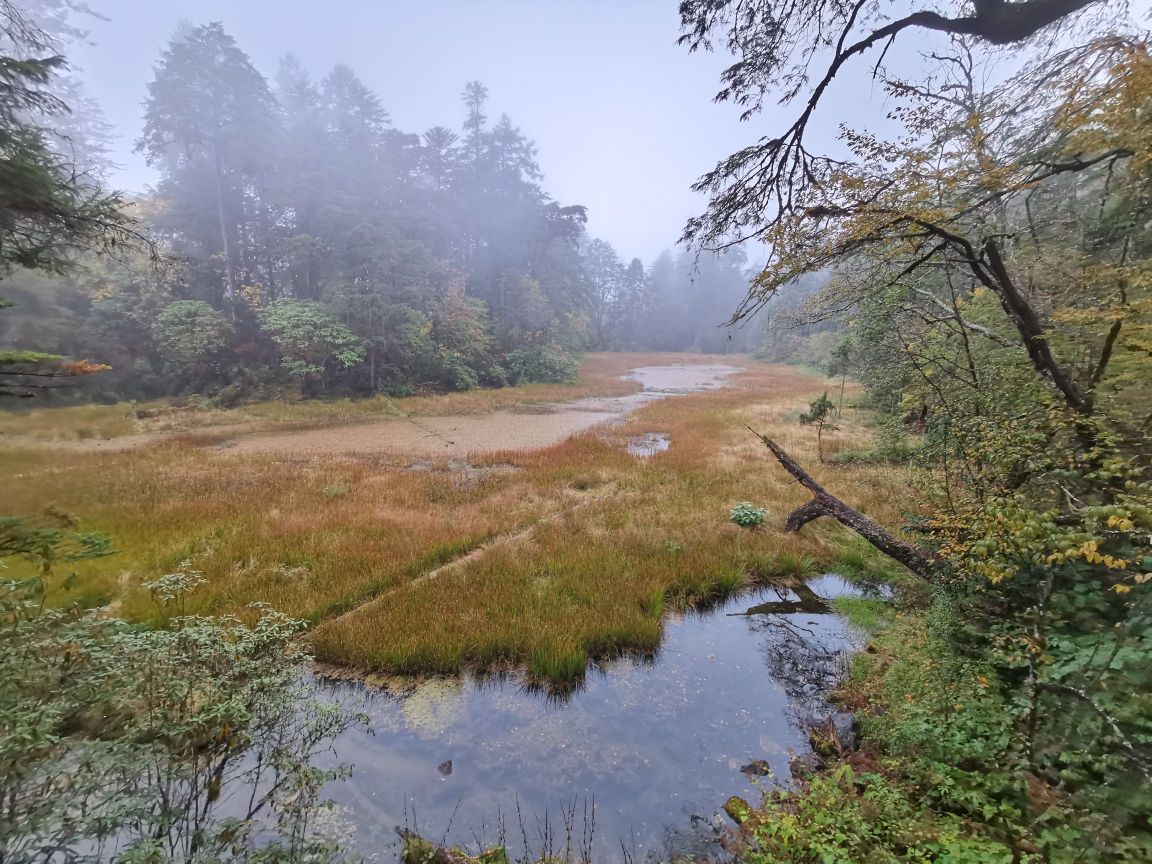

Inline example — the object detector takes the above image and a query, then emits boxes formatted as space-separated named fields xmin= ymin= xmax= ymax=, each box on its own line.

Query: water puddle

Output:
xmin=318 ymin=574 xmax=876 ymax=861
xmin=225 ymin=363 xmax=742 ymax=457
xmin=404 ymin=461 xmax=522 ymax=489
xmin=564 ymin=364 xmax=741 ymax=419
xmin=626 ymin=432 xmax=671 ymax=458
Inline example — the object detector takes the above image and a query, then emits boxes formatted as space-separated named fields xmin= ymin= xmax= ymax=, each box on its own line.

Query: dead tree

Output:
xmin=748 ymin=427 xmax=942 ymax=580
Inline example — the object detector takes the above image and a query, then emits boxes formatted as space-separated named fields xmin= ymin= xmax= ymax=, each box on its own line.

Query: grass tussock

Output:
xmin=2 ymin=354 xmax=918 ymax=684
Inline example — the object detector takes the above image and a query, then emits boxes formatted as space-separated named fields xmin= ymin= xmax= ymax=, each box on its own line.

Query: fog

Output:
xmin=73 ymin=0 xmax=902 ymax=262
xmin=2 ymin=0 xmax=961 ymax=403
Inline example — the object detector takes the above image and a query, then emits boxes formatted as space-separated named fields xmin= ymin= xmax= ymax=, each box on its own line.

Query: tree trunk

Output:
xmin=981 ymin=239 xmax=1091 ymax=416
xmin=748 ymin=427 xmax=942 ymax=580
xmin=368 ymin=306 xmax=376 ymax=393
xmin=213 ymin=143 xmax=237 ymax=322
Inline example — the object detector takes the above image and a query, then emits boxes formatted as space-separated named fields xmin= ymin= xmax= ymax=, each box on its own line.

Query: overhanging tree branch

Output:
xmin=680 ymin=0 xmax=1106 ymax=245
xmin=747 ymin=425 xmax=943 ymax=579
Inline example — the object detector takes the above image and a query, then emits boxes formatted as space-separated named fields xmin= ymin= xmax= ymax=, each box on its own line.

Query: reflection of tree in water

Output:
xmin=748 ymin=611 xmax=848 ymax=722
xmin=733 ymin=583 xmax=830 ymax=616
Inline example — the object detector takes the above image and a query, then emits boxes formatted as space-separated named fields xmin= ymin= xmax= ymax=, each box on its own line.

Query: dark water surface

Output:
xmin=319 ymin=576 xmax=870 ymax=861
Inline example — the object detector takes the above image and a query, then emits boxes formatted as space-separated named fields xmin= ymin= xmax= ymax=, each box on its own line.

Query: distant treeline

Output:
xmin=1 ymin=16 xmax=764 ymax=404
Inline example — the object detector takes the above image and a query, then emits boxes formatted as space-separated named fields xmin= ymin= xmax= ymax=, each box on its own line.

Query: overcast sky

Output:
xmin=73 ymin=0 xmax=925 ymax=264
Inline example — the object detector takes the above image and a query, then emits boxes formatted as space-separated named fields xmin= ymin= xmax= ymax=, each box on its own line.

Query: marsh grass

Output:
xmin=310 ymin=361 xmax=920 ymax=680
xmin=0 ymin=402 xmax=143 ymax=441
xmin=0 ymin=352 xmax=678 ymax=444
xmin=1 ymin=355 xmax=919 ymax=685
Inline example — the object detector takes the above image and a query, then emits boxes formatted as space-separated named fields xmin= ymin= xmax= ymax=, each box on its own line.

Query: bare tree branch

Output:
xmin=747 ymin=426 xmax=943 ymax=579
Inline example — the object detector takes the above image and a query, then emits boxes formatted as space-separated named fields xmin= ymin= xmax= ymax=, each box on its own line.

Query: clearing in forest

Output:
xmin=0 ymin=353 xmax=914 ymax=683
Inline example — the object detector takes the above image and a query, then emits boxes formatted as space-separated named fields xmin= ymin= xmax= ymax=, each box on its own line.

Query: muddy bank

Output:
xmin=220 ymin=363 xmax=741 ymax=457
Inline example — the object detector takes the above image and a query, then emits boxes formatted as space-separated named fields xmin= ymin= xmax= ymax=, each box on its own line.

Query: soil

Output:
xmin=219 ymin=363 xmax=742 ymax=458
xmin=4 ymin=362 xmax=744 ymax=458
xmin=219 ymin=407 xmax=622 ymax=457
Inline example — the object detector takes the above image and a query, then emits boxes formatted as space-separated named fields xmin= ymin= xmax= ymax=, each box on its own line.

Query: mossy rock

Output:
xmin=808 ymin=724 xmax=839 ymax=758
xmin=724 ymin=795 xmax=753 ymax=824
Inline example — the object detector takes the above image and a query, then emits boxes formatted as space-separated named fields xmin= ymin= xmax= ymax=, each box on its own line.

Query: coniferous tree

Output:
xmin=138 ymin=22 xmax=276 ymax=316
xmin=0 ymin=0 xmax=137 ymax=398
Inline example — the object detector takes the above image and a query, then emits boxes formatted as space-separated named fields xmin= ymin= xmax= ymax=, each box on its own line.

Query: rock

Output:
xmin=722 ymin=796 xmax=765 ymax=831
xmin=830 ymin=711 xmax=857 ymax=751
xmin=805 ymin=711 xmax=858 ymax=756
xmin=437 ymin=759 xmax=453 ymax=777
xmin=807 ymin=723 xmax=837 ymax=758
xmin=789 ymin=752 xmax=826 ymax=779
xmin=722 ymin=795 xmax=753 ymax=824
xmin=739 ymin=759 xmax=772 ymax=777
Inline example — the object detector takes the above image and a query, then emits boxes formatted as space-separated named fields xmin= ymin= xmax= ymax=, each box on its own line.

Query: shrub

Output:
xmin=152 ymin=300 xmax=234 ymax=385
xmin=0 ymin=527 xmax=363 ymax=862
xmin=504 ymin=346 xmax=580 ymax=385
xmin=730 ymin=501 xmax=768 ymax=528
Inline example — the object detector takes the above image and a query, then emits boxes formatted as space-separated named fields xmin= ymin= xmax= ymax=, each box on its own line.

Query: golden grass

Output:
xmin=0 ymin=401 xmax=145 ymax=441
xmin=1 ymin=354 xmax=917 ymax=684
xmin=308 ymin=362 xmax=917 ymax=682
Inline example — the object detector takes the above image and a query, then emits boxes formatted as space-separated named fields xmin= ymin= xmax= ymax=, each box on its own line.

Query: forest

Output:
xmin=0 ymin=11 xmax=758 ymax=404
xmin=2 ymin=0 xmax=1151 ymax=863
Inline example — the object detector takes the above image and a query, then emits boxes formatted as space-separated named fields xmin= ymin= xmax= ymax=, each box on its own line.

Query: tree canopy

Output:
xmin=678 ymin=0 xmax=1118 ymax=250
xmin=0 ymin=0 xmax=138 ymax=397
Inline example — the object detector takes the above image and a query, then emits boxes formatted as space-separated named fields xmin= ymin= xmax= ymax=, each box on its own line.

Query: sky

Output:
xmin=71 ymin=0 xmax=917 ymax=264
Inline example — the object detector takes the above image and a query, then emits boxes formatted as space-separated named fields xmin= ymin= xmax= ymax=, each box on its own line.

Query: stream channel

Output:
xmin=318 ymin=576 xmax=879 ymax=862
xmin=306 ymin=362 xmax=878 ymax=861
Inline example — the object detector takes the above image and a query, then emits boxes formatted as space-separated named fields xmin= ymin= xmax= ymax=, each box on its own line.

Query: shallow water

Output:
xmin=227 ymin=363 xmax=742 ymax=457
xmin=318 ymin=575 xmax=873 ymax=862
xmin=626 ymin=432 xmax=671 ymax=457
xmin=565 ymin=364 xmax=741 ymax=419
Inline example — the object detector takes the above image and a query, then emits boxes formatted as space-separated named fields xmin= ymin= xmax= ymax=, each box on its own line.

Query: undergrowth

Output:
xmin=732 ymin=599 xmax=1149 ymax=863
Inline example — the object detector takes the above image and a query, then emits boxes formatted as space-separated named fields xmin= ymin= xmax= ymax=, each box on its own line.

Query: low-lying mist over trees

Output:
xmin=0 ymin=8 xmax=763 ymax=403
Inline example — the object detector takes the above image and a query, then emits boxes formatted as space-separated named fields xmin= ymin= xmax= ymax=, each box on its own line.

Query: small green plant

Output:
xmin=800 ymin=391 xmax=839 ymax=462
xmin=831 ymin=596 xmax=890 ymax=632
xmin=730 ymin=501 xmax=767 ymax=528
xmin=774 ymin=551 xmax=819 ymax=578
xmin=527 ymin=646 xmax=588 ymax=686
xmin=714 ymin=565 xmax=745 ymax=594
xmin=641 ymin=588 xmax=664 ymax=619
xmin=322 ymin=484 xmax=350 ymax=499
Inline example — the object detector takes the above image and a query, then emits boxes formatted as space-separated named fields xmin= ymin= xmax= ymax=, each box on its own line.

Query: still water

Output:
xmin=318 ymin=575 xmax=872 ymax=861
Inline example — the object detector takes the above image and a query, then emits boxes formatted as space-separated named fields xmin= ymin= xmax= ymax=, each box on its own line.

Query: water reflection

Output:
xmin=318 ymin=576 xmax=871 ymax=862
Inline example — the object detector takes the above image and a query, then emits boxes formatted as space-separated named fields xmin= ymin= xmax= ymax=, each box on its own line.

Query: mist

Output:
xmin=0 ymin=0 xmax=946 ymax=404
xmin=3 ymin=0 xmax=1149 ymax=861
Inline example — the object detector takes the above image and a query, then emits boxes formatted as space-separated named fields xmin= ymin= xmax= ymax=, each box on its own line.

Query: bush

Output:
xmin=734 ymin=606 xmax=1150 ymax=863
xmin=730 ymin=501 xmax=768 ymax=528
xmin=0 ymin=531 xmax=363 ymax=862
xmin=504 ymin=346 xmax=580 ymax=385
xmin=434 ymin=350 xmax=481 ymax=391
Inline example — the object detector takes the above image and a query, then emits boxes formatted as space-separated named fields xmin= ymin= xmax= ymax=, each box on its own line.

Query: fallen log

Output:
xmin=748 ymin=427 xmax=942 ymax=580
